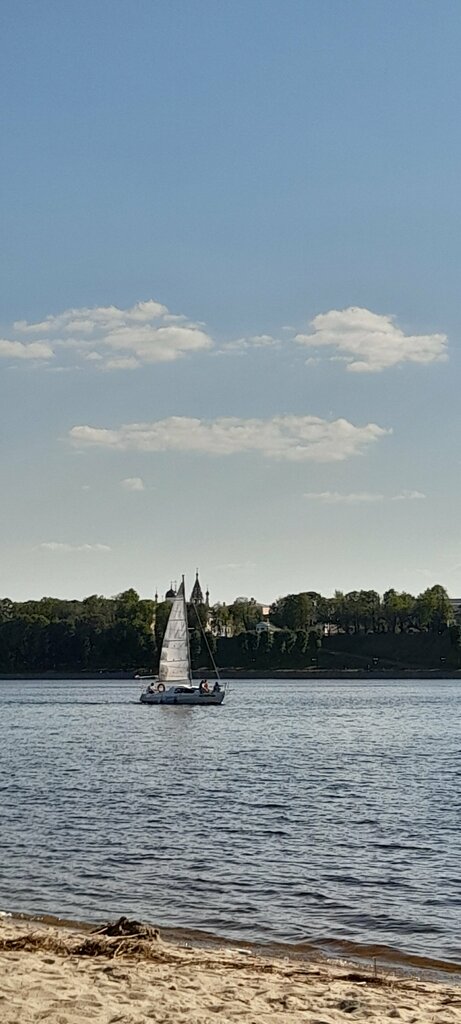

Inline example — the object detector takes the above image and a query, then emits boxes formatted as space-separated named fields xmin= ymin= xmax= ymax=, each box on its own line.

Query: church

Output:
xmin=160 ymin=571 xmax=209 ymax=606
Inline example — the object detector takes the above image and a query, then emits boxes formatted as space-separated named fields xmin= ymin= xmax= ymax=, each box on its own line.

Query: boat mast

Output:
xmin=190 ymin=589 xmax=221 ymax=684
xmin=182 ymin=574 xmax=193 ymax=686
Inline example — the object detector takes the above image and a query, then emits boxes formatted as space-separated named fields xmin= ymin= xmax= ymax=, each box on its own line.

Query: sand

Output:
xmin=1 ymin=915 xmax=460 ymax=1024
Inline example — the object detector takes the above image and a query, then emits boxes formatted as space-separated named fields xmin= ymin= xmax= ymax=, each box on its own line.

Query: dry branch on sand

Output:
xmin=0 ymin=916 xmax=163 ymax=962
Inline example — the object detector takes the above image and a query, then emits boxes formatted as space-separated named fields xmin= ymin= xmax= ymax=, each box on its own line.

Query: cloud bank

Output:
xmin=295 ymin=307 xmax=447 ymax=372
xmin=70 ymin=415 xmax=389 ymax=462
xmin=2 ymin=300 xmax=447 ymax=375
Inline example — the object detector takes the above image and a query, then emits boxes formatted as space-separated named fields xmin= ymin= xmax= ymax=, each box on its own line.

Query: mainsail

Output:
xmin=158 ymin=581 xmax=191 ymax=684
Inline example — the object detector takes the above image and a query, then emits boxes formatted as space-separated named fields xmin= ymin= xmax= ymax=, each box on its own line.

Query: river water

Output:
xmin=0 ymin=677 xmax=460 ymax=967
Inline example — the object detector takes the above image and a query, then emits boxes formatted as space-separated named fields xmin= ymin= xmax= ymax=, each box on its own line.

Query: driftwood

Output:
xmin=0 ymin=917 xmax=162 ymax=961
xmin=92 ymin=916 xmax=160 ymax=940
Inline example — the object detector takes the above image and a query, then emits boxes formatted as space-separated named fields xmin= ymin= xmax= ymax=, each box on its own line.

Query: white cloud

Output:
xmin=304 ymin=489 xmax=425 ymax=504
xmin=46 ymin=365 xmax=81 ymax=374
xmin=0 ymin=339 xmax=53 ymax=360
xmin=8 ymin=299 xmax=213 ymax=369
xmin=102 ymin=324 xmax=212 ymax=365
xmin=39 ymin=542 xmax=111 ymax=552
xmin=70 ymin=414 xmax=389 ymax=462
xmin=121 ymin=477 xmax=145 ymax=491
xmin=14 ymin=299 xmax=168 ymax=335
xmin=105 ymin=356 xmax=140 ymax=370
xmin=391 ymin=489 xmax=426 ymax=501
xmin=295 ymin=307 xmax=447 ymax=372
xmin=222 ymin=334 xmax=280 ymax=353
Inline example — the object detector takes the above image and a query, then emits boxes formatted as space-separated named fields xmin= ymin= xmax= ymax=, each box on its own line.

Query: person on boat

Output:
xmin=199 ymin=679 xmax=209 ymax=693
xmin=213 ymin=681 xmax=221 ymax=693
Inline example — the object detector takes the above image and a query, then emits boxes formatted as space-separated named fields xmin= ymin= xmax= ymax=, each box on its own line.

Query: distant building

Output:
xmin=255 ymin=621 xmax=279 ymax=634
xmin=323 ymin=622 xmax=340 ymax=636
xmin=165 ymin=583 xmax=177 ymax=603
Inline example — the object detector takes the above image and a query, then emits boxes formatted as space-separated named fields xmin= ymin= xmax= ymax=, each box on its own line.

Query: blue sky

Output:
xmin=0 ymin=0 xmax=460 ymax=603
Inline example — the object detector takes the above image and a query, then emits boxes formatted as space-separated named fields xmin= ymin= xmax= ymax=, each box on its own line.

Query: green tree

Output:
xmin=189 ymin=628 xmax=202 ymax=667
xmin=0 ymin=598 xmax=14 ymax=623
xmin=270 ymin=593 xmax=316 ymax=631
xmin=187 ymin=601 xmax=209 ymax=632
xmin=359 ymin=590 xmax=381 ymax=632
xmin=110 ymin=589 xmax=156 ymax=669
xmin=153 ymin=601 xmax=171 ymax=650
xmin=382 ymin=589 xmax=415 ymax=632
xmin=256 ymin=629 xmax=274 ymax=668
xmin=415 ymin=585 xmax=453 ymax=633
xmin=209 ymin=602 xmax=231 ymax=635
xmin=228 ymin=598 xmax=262 ymax=634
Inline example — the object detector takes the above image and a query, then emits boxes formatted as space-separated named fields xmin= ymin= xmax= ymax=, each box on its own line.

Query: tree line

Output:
xmin=0 ymin=584 xmax=458 ymax=674
xmin=267 ymin=585 xmax=456 ymax=635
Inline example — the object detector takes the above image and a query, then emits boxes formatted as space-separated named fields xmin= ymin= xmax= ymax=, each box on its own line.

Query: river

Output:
xmin=0 ymin=677 xmax=459 ymax=968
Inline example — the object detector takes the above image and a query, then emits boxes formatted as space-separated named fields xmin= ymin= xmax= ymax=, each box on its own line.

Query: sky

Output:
xmin=1 ymin=0 xmax=460 ymax=604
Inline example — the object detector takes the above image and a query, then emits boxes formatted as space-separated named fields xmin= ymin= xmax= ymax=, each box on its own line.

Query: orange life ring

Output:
xmin=157 ymin=683 xmax=166 ymax=692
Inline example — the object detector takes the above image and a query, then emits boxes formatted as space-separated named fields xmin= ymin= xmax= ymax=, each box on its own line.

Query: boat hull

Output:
xmin=140 ymin=689 xmax=224 ymax=706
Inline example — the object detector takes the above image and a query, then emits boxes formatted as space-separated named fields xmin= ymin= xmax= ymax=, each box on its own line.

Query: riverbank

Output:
xmin=219 ymin=667 xmax=461 ymax=679
xmin=1 ymin=668 xmax=461 ymax=679
xmin=1 ymin=914 xmax=460 ymax=1023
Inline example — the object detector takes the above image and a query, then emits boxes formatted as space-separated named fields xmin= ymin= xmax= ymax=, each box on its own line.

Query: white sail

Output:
xmin=158 ymin=581 xmax=191 ymax=683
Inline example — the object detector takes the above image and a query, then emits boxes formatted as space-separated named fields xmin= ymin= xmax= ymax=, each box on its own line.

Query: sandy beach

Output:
xmin=1 ymin=915 xmax=460 ymax=1024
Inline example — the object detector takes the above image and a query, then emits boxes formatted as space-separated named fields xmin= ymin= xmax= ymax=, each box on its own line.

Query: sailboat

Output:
xmin=139 ymin=577 xmax=225 ymax=706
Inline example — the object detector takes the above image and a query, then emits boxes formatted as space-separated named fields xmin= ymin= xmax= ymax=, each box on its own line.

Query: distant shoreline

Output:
xmin=1 ymin=669 xmax=461 ymax=680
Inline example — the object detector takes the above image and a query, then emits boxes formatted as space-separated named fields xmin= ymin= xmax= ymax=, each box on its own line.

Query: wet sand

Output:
xmin=1 ymin=915 xmax=461 ymax=1023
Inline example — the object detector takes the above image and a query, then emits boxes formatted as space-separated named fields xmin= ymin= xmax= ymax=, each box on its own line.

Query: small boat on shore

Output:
xmin=140 ymin=577 xmax=225 ymax=706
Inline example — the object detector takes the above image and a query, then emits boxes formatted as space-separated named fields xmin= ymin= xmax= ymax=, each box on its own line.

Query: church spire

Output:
xmin=190 ymin=569 xmax=204 ymax=604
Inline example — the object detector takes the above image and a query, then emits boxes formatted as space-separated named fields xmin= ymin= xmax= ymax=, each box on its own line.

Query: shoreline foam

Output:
xmin=1 ymin=913 xmax=461 ymax=1023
